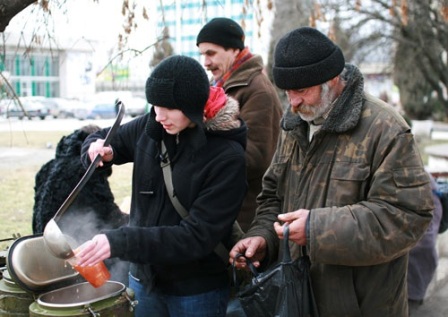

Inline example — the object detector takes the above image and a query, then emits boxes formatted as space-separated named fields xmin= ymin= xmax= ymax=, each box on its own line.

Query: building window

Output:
xmin=1 ymin=53 xmax=60 ymax=97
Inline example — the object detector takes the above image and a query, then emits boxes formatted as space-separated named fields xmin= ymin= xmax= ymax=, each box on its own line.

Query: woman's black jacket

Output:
xmin=81 ymin=112 xmax=247 ymax=295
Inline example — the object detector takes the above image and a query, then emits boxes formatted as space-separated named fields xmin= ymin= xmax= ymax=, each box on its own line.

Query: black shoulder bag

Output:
xmin=233 ymin=224 xmax=319 ymax=317
xmin=160 ymin=141 xmax=243 ymax=263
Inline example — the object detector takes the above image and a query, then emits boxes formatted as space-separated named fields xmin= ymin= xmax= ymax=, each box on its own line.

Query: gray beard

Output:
xmin=298 ymin=84 xmax=336 ymax=122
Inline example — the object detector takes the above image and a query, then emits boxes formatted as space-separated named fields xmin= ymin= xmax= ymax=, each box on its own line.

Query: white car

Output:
xmin=6 ymin=98 xmax=51 ymax=120
xmin=125 ymin=97 xmax=149 ymax=117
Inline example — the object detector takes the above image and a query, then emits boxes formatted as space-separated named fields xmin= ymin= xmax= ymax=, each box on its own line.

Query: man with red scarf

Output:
xmin=197 ymin=17 xmax=283 ymax=235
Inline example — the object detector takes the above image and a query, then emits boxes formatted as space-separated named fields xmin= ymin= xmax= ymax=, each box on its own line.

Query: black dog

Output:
xmin=33 ymin=124 xmax=129 ymax=236
xmin=32 ymin=124 xmax=130 ymax=285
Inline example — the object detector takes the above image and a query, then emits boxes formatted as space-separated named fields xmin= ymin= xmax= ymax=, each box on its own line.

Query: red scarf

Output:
xmin=204 ymin=86 xmax=226 ymax=119
xmin=214 ymin=47 xmax=253 ymax=88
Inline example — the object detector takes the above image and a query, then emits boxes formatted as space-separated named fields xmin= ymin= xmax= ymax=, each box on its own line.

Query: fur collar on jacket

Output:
xmin=204 ymin=95 xmax=240 ymax=131
xmin=145 ymin=94 xmax=242 ymax=153
xmin=281 ymin=64 xmax=364 ymax=134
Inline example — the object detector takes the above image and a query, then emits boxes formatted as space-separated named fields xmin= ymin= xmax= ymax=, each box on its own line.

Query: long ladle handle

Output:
xmin=52 ymin=101 xmax=125 ymax=222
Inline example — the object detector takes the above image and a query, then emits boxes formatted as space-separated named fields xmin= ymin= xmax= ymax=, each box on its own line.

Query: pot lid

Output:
xmin=7 ymin=234 xmax=80 ymax=293
xmin=37 ymin=281 xmax=125 ymax=308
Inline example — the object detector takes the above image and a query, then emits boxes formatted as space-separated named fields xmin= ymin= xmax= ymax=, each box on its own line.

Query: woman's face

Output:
xmin=154 ymin=106 xmax=195 ymax=134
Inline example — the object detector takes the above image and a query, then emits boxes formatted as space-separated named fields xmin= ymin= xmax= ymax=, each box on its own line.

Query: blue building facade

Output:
xmin=155 ymin=0 xmax=260 ymax=60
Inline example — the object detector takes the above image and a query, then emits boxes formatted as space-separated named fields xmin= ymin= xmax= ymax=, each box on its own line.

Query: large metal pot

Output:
xmin=30 ymin=281 xmax=134 ymax=317
xmin=4 ymin=235 xmax=137 ymax=317
xmin=0 ymin=270 xmax=33 ymax=316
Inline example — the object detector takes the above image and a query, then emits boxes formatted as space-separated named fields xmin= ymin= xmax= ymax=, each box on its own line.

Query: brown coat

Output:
xmin=222 ymin=55 xmax=283 ymax=232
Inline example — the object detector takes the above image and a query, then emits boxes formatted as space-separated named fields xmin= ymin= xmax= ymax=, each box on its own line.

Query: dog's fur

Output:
xmin=32 ymin=125 xmax=129 ymax=236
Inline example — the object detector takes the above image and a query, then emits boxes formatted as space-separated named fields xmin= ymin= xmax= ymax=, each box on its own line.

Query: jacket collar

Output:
xmin=281 ymin=64 xmax=364 ymax=134
xmin=221 ymin=55 xmax=264 ymax=90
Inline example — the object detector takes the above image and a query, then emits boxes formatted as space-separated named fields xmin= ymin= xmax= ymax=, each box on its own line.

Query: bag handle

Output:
xmin=233 ymin=224 xmax=292 ymax=289
xmin=282 ymin=224 xmax=291 ymax=263
xmin=282 ymin=224 xmax=309 ymax=262
xmin=233 ymin=253 xmax=259 ymax=275
xmin=232 ymin=252 xmax=258 ymax=293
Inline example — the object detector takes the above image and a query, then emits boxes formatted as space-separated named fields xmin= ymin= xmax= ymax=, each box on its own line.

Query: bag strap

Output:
xmin=281 ymin=224 xmax=309 ymax=262
xmin=232 ymin=251 xmax=259 ymax=290
xmin=160 ymin=141 xmax=230 ymax=264
xmin=233 ymin=224 xmax=300 ymax=290
xmin=282 ymin=224 xmax=292 ymax=262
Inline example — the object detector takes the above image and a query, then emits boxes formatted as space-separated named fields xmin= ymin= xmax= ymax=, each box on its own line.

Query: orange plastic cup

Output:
xmin=73 ymin=261 xmax=111 ymax=288
xmin=67 ymin=243 xmax=111 ymax=288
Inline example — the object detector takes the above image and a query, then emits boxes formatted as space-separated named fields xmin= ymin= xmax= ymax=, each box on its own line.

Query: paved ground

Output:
xmin=411 ymin=121 xmax=448 ymax=316
xmin=0 ymin=116 xmax=132 ymax=132
xmin=0 ymin=116 xmax=131 ymax=169
xmin=0 ymin=146 xmax=55 ymax=170
xmin=412 ymin=255 xmax=448 ymax=317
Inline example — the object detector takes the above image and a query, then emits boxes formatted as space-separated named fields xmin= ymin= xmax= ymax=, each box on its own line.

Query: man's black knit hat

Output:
xmin=145 ymin=55 xmax=210 ymax=125
xmin=273 ymin=27 xmax=345 ymax=90
xmin=196 ymin=17 xmax=245 ymax=50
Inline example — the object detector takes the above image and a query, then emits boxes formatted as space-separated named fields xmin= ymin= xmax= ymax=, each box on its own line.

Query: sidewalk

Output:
xmin=409 ymin=121 xmax=448 ymax=316
xmin=412 ymin=232 xmax=448 ymax=317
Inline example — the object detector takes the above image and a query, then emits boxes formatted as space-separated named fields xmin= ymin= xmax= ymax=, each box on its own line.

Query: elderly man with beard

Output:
xmin=230 ymin=27 xmax=434 ymax=317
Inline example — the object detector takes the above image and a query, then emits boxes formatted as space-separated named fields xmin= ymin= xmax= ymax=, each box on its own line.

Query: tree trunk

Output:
xmin=0 ymin=0 xmax=37 ymax=32
xmin=266 ymin=0 xmax=311 ymax=107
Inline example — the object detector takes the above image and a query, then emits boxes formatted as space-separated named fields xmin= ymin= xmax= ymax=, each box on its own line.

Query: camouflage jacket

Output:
xmin=246 ymin=64 xmax=434 ymax=316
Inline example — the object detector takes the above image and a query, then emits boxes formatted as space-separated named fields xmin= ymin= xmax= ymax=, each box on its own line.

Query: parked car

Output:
xmin=6 ymin=98 xmax=51 ymax=120
xmin=0 ymin=99 xmax=15 ymax=117
xmin=38 ymin=98 xmax=60 ymax=119
xmin=20 ymin=96 xmax=61 ymax=119
xmin=125 ymin=97 xmax=149 ymax=117
xmin=74 ymin=102 xmax=94 ymax=120
xmin=86 ymin=102 xmax=117 ymax=119
xmin=47 ymin=98 xmax=74 ymax=118
xmin=48 ymin=98 xmax=86 ymax=119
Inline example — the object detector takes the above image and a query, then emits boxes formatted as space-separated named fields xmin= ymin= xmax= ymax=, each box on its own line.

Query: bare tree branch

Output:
xmin=0 ymin=0 xmax=37 ymax=32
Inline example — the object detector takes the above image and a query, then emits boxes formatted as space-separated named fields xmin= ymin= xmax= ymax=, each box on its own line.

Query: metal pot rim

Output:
xmin=36 ymin=281 xmax=125 ymax=308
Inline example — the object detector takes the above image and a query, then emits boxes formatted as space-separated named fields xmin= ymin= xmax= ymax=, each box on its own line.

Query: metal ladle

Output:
xmin=43 ymin=101 xmax=125 ymax=259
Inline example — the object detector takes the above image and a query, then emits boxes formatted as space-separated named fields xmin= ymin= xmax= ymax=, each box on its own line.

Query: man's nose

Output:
xmin=203 ymin=56 xmax=211 ymax=66
xmin=286 ymin=90 xmax=302 ymax=107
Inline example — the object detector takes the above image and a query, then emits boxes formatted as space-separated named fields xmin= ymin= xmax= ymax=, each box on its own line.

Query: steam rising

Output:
xmin=58 ymin=207 xmax=129 ymax=286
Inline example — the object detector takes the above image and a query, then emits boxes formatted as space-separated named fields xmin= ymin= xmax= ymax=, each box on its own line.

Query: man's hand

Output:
xmin=275 ymin=209 xmax=309 ymax=245
xmin=229 ymin=236 xmax=267 ymax=269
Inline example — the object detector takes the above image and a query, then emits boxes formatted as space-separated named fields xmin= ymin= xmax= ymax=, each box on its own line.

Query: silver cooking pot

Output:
xmin=5 ymin=235 xmax=137 ymax=317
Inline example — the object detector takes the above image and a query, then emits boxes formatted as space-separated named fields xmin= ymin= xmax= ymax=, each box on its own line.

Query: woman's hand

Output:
xmin=74 ymin=234 xmax=111 ymax=267
xmin=88 ymin=139 xmax=114 ymax=167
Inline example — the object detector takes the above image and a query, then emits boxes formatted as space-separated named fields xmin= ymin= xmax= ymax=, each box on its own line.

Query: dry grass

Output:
xmin=0 ymin=131 xmax=132 ymax=250
xmin=0 ymin=130 xmax=71 ymax=148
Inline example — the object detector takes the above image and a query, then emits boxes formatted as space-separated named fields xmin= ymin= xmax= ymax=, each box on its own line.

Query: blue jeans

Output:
xmin=129 ymin=273 xmax=230 ymax=317
xmin=226 ymin=298 xmax=247 ymax=317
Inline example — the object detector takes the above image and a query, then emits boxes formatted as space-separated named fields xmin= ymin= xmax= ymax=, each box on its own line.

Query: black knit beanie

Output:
xmin=273 ymin=27 xmax=345 ymax=90
xmin=145 ymin=55 xmax=210 ymax=126
xmin=196 ymin=17 xmax=245 ymax=50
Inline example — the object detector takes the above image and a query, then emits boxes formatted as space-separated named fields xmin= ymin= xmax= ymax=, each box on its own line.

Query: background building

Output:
xmin=0 ymin=31 xmax=96 ymax=100
xmin=1 ymin=1 xmax=272 ymax=101
xmin=155 ymin=0 xmax=271 ymax=61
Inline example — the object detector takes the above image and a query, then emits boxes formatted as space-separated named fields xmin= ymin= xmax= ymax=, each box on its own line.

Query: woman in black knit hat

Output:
xmin=76 ymin=55 xmax=247 ymax=317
